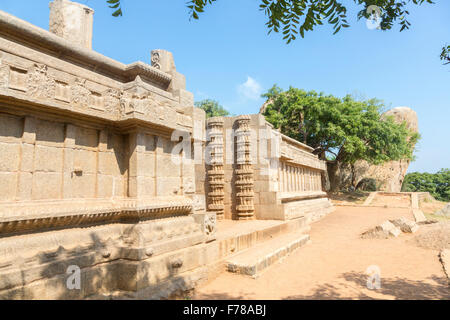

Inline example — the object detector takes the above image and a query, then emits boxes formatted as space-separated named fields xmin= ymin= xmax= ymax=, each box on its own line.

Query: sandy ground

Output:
xmin=193 ymin=206 xmax=449 ymax=300
xmin=370 ymin=193 xmax=411 ymax=207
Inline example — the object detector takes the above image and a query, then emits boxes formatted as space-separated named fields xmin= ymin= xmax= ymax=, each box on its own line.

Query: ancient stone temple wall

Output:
xmin=0 ymin=115 xmax=127 ymax=203
xmin=278 ymin=162 xmax=323 ymax=193
xmin=276 ymin=134 xmax=334 ymax=222
xmin=0 ymin=1 xmax=213 ymax=299
xmin=213 ymin=114 xmax=333 ymax=222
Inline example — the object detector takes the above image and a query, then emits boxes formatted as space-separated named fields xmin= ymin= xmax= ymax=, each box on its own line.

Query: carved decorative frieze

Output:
xmin=71 ymin=77 xmax=90 ymax=108
xmin=235 ymin=115 xmax=255 ymax=220
xmin=120 ymin=92 xmax=155 ymax=115
xmin=27 ymin=63 xmax=55 ymax=99
xmin=206 ymin=117 xmax=225 ymax=220
xmin=0 ymin=56 xmax=191 ymax=134
xmin=0 ymin=201 xmax=193 ymax=236
xmin=103 ymin=88 xmax=121 ymax=115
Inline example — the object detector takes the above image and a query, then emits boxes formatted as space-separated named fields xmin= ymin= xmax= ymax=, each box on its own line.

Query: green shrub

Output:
xmin=402 ymin=169 xmax=450 ymax=202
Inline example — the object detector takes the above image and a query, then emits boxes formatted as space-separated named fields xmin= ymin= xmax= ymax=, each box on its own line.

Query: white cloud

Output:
xmin=195 ymin=90 xmax=209 ymax=100
xmin=238 ymin=76 xmax=263 ymax=100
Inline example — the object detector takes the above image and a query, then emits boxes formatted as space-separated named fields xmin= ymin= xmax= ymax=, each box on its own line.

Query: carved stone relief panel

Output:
xmin=120 ymin=92 xmax=155 ymax=115
xmin=27 ymin=64 xmax=55 ymax=99
xmin=103 ymin=88 xmax=121 ymax=115
xmin=71 ymin=78 xmax=90 ymax=108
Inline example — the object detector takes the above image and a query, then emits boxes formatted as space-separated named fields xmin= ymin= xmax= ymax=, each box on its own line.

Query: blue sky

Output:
xmin=1 ymin=0 xmax=449 ymax=173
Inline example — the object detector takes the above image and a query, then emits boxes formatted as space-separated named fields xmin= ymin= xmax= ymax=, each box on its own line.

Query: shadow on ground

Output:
xmin=285 ymin=271 xmax=449 ymax=300
xmin=193 ymin=292 xmax=249 ymax=300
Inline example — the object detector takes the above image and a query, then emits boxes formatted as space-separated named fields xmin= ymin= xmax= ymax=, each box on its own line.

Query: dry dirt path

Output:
xmin=193 ymin=206 xmax=450 ymax=300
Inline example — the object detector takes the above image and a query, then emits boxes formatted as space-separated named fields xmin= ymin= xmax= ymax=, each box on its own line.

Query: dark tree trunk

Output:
xmin=299 ymin=112 xmax=307 ymax=144
xmin=327 ymin=161 xmax=341 ymax=192
xmin=350 ymin=163 xmax=357 ymax=189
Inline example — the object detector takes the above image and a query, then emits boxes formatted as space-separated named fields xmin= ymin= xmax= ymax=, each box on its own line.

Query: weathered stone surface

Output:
xmin=380 ymin=221 xmax=402 ymax=237
xmin=226 ymin=231 xmax=310 ymax=276
xmin=362 ymin=220 xmax=402 ymax=238
xmin=49 ymin=0 xmax=94 ymax=49
xmin=192 ymin=212 xmax=217 ymax=243
xmin=390 ymin=217 xmax=419 ymax=233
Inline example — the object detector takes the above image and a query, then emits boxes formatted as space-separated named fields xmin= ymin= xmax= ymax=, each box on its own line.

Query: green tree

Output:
xmin=402 ymin=169 xmax=450 ymax=201
xmin=262 ymin=85 xmax=419 ymax=188
xmin=106 ymin=0 xmax=122 ymax=17
xmin=441 ymin=45 xmax=450 ymax=64
xmin=195 ymin=99 xmax=230 ymax=118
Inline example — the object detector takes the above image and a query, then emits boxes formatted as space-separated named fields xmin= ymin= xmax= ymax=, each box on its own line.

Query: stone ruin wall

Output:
xmin=199 ymin=114 xmax=333 ymax=222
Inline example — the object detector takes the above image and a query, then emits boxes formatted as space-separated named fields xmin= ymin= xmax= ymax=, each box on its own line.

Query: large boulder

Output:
xmin=334 ymin=107 xmax=419 ymax=192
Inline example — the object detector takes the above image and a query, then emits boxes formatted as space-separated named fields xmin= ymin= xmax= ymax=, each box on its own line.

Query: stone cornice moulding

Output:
xmin=0 ymin=90 xmax=195 ymax=137
xmin=281 ymin=133 xmax=314 ymax=152
xmin=279 ymin=191 xmax=328 ymax=203
xmin=0 ymin=197 xmax=193 ymax=237
xmin=0 ymin=10 xmax=172 ymax=87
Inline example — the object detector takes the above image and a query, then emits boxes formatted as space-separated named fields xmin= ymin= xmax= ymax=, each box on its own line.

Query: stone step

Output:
xmin=412 ymin=209 xmax=427 ymax=223
xmin=226 ymin=230 xmax=310 ymax=277
xmin=214 ymin=217 xmax=309 ymax=262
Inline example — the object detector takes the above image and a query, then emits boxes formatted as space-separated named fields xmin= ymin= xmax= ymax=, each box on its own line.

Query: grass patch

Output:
xmin=425 ymin=213 xmax=450 ymax=222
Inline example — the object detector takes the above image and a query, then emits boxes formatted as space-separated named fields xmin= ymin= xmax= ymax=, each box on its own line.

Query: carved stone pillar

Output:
xmin=206 ymin=117 xmax=225 ymax=220
xmin=235 ymin=115 xmax=254 ymax=220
